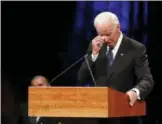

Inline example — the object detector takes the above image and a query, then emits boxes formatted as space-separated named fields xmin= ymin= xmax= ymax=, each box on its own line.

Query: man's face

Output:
xmin=96 ymin=22 xmax=120 ymax=48
xmin=31 ymin=77 xmax=48 ymax=87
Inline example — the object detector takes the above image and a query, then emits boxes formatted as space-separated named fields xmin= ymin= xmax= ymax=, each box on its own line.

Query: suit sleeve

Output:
xmin=77 ymin=43 xmax=95 ymax=86
xmin=133 ymin=45 xmax=154 ymax=100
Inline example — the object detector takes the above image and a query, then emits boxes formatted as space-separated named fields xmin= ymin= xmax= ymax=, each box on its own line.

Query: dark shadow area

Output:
xmin=1 ymin=1 xmax=162 ymax=124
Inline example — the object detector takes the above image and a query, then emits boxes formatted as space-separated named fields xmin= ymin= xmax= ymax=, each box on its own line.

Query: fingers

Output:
xmin=92 ymin=36 xmax=104 ymax=54
xmin=93 ymin=36 xmax=104 ymax=42
xmin=93 ymin=36 xmax=104 ymax=45
xmin=126 ymin=91 xmax=137 ymax=107
xmin=129 ymin=96 xmax=135 ymax=107
xmin=126 ymin=92 xmax=134 ymax=106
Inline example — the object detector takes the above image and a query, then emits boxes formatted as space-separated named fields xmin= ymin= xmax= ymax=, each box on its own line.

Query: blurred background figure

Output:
xmin=30 ymin=75 xmax=50 ymax=87
xmin=19 ymin=75 xmax=52 ymax=124
xmin=20 ymin=75 xmax=66 ymax=124
xmin=29 ymin=75 xmax=50 ymax=124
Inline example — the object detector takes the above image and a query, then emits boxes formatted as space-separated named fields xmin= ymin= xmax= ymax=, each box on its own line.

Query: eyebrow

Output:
xmin=99 ymin=32 xmax=112 ymax=36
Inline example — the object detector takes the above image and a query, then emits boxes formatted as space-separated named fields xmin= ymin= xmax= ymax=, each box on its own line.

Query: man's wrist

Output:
xmin=131 ymin=88 xmax=141 ymax=100
xmin=91 ymin=53 xmax=99 ymax=62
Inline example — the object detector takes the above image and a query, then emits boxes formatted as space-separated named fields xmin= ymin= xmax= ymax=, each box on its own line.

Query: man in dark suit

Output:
xmin=25 ymin=75 xmax=80 ymax=124
xmin=78 ymin=11 xmax=154 ymax=124
xmin=18 ymin=75 xmax=49 ymax=124
xmin=29 ymin=75 xmax=50 ymax=124
xmin=19 ymin=75 xmax=62 ymax=124
xmin=28 ymin=76 xmax=97 ymax=124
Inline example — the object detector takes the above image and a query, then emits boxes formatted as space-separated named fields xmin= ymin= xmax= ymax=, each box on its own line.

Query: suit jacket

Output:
xmin=78 ymin=34 xmax=154 ymax=100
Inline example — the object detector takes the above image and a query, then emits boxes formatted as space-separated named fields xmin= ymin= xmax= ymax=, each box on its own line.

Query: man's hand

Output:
xmin=126 ymin=90 xmax=138 ymax=106
xmin=92 ymin=36 xmax=104 ymax=55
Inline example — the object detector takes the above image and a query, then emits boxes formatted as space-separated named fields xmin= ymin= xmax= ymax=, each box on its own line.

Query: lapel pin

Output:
xmin=120 ymin=53 xmax=124 ymax=56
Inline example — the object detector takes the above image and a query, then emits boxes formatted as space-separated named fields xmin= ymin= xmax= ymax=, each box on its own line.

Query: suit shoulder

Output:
xmin=126 ymin=36 xmax=146 ymax=50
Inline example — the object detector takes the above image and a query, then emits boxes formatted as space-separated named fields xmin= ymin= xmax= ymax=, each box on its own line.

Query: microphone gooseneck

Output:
xmin=49 ymin=54 xmax=88 ymax=85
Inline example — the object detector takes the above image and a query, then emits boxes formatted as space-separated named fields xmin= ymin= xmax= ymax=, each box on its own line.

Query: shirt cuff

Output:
xmin=131 ymin=88 xmax=141 ymax=100
xmin=91 ymin=53 xmax=99 ymax=62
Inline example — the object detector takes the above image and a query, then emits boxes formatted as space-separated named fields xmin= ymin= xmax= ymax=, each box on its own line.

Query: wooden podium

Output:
xmin=28 ymin=87 xmax=146 ymax=118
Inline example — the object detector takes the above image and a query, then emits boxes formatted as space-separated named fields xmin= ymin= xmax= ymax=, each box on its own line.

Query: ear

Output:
xmin=117 ymin=24 xmax=120 ymax=32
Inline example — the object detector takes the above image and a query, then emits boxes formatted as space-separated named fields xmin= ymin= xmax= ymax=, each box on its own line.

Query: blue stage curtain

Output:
xmin=64 ymin=1 xmax=148 ymax=86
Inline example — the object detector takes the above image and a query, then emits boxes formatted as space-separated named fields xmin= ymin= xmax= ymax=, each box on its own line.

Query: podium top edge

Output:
xmin=28 ymin=86 xmax=109 ymax=88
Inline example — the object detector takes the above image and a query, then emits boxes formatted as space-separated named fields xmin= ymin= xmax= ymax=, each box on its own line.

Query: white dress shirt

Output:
xmin=91 ymin=32 xmax=140 ymax=99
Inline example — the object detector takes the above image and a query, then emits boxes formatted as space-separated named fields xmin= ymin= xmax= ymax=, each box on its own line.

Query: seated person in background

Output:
xmin=20 ymin=75 xmax=57 ymax=124
xmin=29 ymin=75 xmax=62 ymax=124
xmin=30 ymin=75 xmax=50 ymax=87
xmin=25 ymin=75 xmax=97 ymax=124
xmin=29 ymin=75 xmax=75 ymax=124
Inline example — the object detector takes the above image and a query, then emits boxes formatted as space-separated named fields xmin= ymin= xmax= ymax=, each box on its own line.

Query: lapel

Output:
xmin=107 ymin=35 xmax=131 ymax=80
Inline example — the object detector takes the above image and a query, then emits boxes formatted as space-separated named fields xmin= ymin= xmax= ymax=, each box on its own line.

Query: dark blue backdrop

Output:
xmin=64 ymin=1 xmax=148 ymax=85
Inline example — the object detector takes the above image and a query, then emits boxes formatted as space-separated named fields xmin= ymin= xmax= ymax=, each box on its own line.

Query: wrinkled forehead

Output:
xmin=32 ymin=77 xmax=47 ymax=84
xmin=96 ymin=23 xmax=114 ymax=36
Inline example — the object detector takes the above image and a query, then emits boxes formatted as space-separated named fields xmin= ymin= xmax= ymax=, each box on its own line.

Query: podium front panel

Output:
xmin=28 ymin=87 xmax=109 ymax=117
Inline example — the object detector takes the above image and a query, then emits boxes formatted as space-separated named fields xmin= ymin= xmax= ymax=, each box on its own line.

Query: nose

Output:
xmin=102 ymin=36 xmax=106 ymax=41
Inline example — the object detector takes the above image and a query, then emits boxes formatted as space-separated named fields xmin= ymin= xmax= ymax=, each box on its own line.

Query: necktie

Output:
xmin=107 ymin=47 xmax=114 ymax=68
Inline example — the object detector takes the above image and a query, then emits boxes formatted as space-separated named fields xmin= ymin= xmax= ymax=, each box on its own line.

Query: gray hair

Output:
xmin=94 ymin=11 xmax=120 ymax=28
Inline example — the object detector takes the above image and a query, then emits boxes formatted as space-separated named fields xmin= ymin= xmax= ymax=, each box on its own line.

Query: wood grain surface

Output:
xmin=28 ymin=87 xmax=145 ymax=118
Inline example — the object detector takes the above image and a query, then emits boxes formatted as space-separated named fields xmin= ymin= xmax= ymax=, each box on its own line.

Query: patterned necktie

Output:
xmin=107 ymin=47 xmax=114 ymax=68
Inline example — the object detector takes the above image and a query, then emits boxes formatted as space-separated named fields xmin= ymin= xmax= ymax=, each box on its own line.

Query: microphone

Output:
xmin=49 ymin=54 xmax=88 ymax=85
xmin=49 ymin=53 xmax=97 ymax=87
xmin=85 ymin=55 xmax=97 ymax=86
